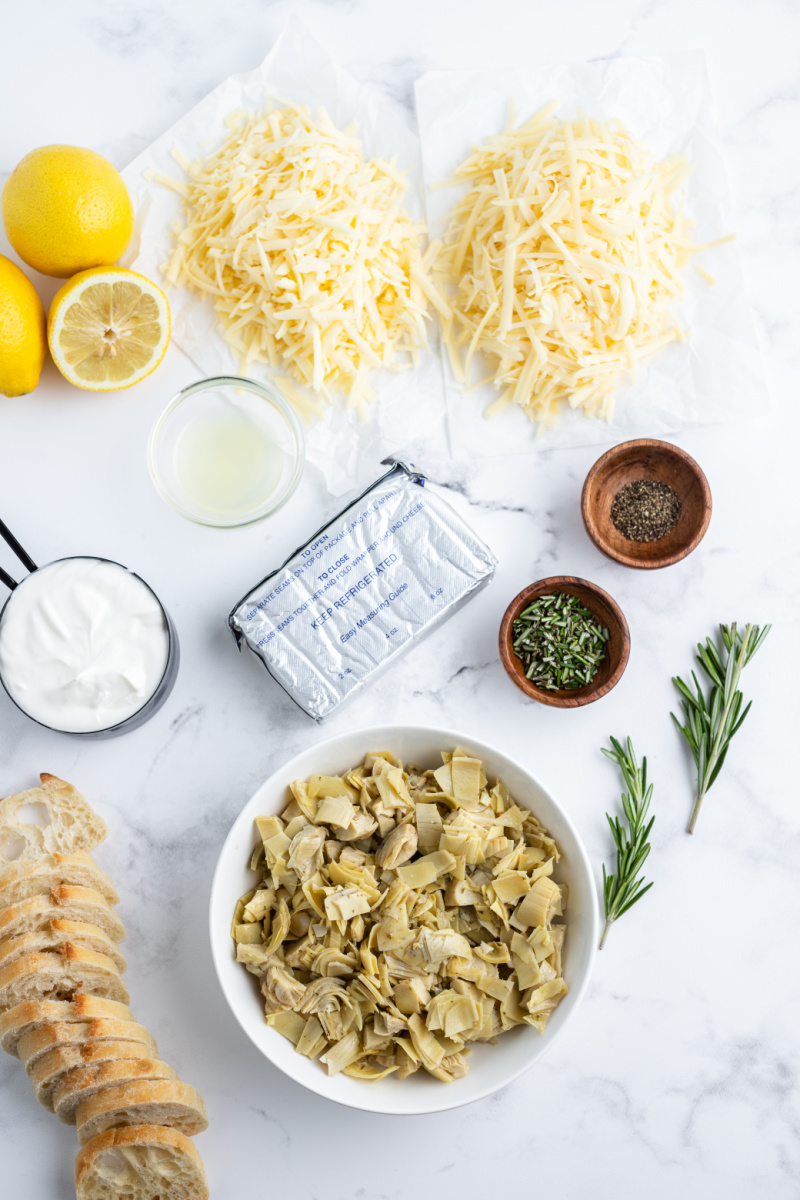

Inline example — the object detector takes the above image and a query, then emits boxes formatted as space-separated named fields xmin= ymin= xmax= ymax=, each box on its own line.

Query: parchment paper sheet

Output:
xmin=415 ymin=51 xmax=768 ymax=460
xmin=123 ymin=29 xmax=766 ymax=493
xmin=122 ymin=17 xmax=447 ymax=495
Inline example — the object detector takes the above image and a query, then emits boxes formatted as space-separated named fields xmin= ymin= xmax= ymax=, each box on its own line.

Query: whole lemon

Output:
xmin=0 ymin=254 xmax=47 ymax=397
xmin=2 ymin=145 xmax=134 ymax=278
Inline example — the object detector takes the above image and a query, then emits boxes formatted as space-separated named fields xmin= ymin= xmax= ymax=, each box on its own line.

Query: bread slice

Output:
xmin=0 ymin=994 xmax=133 ymax=1056
xmin=0 ymin=851 xmax=119 ymax=907
xmin=54 ymin=1057 xmax=177 ymax=1123
xmin=0 ymin=945 xmax=129 ymax=1012
xmin=32 ymin=1037 xmax=167 ymax=1111
xmin=19 ymin=1017 xmax=156 ymax=1072
xmin=0 ymin=775 xmax=107 ymax=871
xmin=75 ymin=1125 xmax=209 ymax=1200
xmin=76 ymin=1080 xmax=209 ymax=1145
xmin=0 ymin=885 xmax=126 ymax=944
xmin=34 ymin=1039 xmax=164 ymax=1113
xmin=0 ymin=924 xmax=127 ymax=973
xmin=51 ymin=1043 xmax=170 ymax=1122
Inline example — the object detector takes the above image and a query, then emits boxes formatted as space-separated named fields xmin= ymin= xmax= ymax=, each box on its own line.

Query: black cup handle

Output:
xmin=0 ymin=518 xmax=38 ymax=592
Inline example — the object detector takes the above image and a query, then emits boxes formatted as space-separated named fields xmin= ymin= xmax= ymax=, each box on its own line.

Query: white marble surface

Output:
xmin=0 ymin=1 xmax=797 ymax=1196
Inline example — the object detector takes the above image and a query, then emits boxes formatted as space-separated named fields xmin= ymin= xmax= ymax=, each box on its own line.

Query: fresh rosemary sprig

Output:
xmin=672 ymin=623 xmax=771 ymax=835
xmin=599 ymin=737 xmax=654 ymax=950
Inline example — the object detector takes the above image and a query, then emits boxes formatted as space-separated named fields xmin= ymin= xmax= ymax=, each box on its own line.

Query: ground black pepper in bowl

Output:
xmin=610 ymin=479 xmax=682 ymax=542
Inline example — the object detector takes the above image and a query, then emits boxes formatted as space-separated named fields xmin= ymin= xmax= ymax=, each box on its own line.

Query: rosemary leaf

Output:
xmin=671 ymin=623 xmax=770 ymax=834
xmin=599 ymin=737 xmax=654 ymax=949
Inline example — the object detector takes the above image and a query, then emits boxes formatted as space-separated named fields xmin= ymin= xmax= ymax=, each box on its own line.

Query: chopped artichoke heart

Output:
xmin=261 ymin=963 xmax=306 ymax=1014
xmin=255 ymin=816 xmax=284 ymax=844
xmin=527 ymin=925 xmax=555 ymax=963
xmin=432 ymin=762 xmax=454 ymax=798
xmin=233 ymin=922 xmax=264 ymax=945
xmin=236 ymin=748 xmax=567 ymax=1083
xmin=510 ymin=932 xmax=542 ymax=991
xmin=396 ymin=858 xmax=436 ymax=888
xmin=321 ymin=1030 xmax=362 ymax=1076
xmin=515 ymin=876 xmax=561 ymax=928
xmin=490 ymin=871 xmax=530 ymax=903
xmin=375 ymin=823 xmax=418 ymax=869
xmin=236 ymin=943 xmax=275 ymax=973
xmin=525 ymin=978 xmax=568 ymax=1015
xmin=263 ymin=898 xmax=291 ymax=954
xmin=324 ymin=886 xmax=371 ymax=923
xmin=264 ymin=830 xmax=291 ymax=866
xmin=416 ymin=802 xmax=444 ymax=852
xmin=243 ymin=888 xmax=276 ymax=921
xmin=449 ymin=756 xmax=483 ymax=808
xmin=315 ymin=794 xmax=357 ymax=829
xmin=473 ymin=940 xmax=511 ymax=965
xmin=308 ymin=775 xmax=352 ymax=799
xmin=393 ymin=977 xmax=431 ymax=1015
xmin=408 ymin=1013 xmax=446 ymax=1068
xmin=295 ymin=1014 xmax=327 ymax=1059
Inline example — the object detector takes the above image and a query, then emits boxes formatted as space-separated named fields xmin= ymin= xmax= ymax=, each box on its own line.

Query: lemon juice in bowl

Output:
xmin=174 ymin=401 xmax=285 ymax=514
xmin=148 ymin=376 xmax=305 ymax=528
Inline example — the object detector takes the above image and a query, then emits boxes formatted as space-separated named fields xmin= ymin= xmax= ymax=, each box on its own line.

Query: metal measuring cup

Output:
xmin=0 ymin=519 xmax=180 ymax=738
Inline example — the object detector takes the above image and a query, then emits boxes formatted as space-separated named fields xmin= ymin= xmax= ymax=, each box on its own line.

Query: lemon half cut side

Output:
xmin=48 ymin=267 xmax=170 ymax=391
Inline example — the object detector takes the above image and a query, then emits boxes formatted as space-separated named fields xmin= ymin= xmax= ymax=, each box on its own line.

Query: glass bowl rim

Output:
xmin=147 ymin=374 xmax=306 ymax=528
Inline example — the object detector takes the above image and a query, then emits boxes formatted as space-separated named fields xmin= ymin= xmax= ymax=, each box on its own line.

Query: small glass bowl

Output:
xmin=148 ymin=376 xmax=305 ymax=528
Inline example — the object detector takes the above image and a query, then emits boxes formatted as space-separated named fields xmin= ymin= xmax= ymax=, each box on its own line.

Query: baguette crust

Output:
xmin=0 ymin=925 xmax=127 ymax=973
xmin=76 ymin=1080 xmax=209 ymax=1145
xmin=35 ymin=1038 xmax=167 ymax=1113
xmin=0 ymin=775 xmax=107 ymax=870
xmin=35 ymin=1036 xmax=163 ymax=1099
xmin=0 ymin=779 xmax=210 ymax=1194
xmin=0 ymin=885 xmax=126 ymax=944
xmin=54 ymin=1057 xmax=177 ymax=1124
xmin=0 ymin=946 xmax=129 ymax=1012
xmin=20 ymin=1017 xmax=156 ymax=1072
xmin=75 ymin=1125 xmax=209 ymax=1200
xmin=0 ymin=852 xmax=119 ymax=907
xmin=0 ymin=994 xmax=133 ymax=1056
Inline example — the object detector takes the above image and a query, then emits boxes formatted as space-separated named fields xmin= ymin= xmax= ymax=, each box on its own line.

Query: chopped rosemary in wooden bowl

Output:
xmin=499 ymin=576 xmax=630 ymax=708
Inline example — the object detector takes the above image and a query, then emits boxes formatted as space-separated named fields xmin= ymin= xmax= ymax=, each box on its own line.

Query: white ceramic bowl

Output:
xmin=209 ymin=725 xmax=598 ymax=1114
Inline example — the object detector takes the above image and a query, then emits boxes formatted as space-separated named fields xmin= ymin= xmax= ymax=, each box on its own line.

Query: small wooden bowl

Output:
xmin=581 ymin=439 xmax=711 ymax=569
xmin=499 ymin=576 xmax=630 ymax=708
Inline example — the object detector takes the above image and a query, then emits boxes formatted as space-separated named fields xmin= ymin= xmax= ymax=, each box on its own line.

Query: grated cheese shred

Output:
xmin=157 ymin=102 xmax=450 ymax=420
xmin=437 ymin=103 xmax=724 ymax=430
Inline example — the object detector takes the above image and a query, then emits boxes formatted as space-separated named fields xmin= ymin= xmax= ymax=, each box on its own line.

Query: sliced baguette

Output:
xmin=0 ymin=775 xmax=107 ymax=871
xmin=0 ymin=945 xmax=129 ymax=1012
xmin=20 ymin=1017 xmax=156 ymax=1073
xmin=33 ymin=1039 xmax=169 ymax=1112
xmin=54 ymin=1057 xmax=177 ymax=1123
xmin=0 ymin=924 xmax=126 ymax=973
xmin=75 ymin=1125 xmax=209 ymax=1200
xmin=34 ymin=1039 xmax=164 ymax=1113
xmin=0 ymin=851 xmax=119 ymax=907
xmin=76 ymin=1080 xmax=209 ymax=1145
xmin=0 ymin=994 xmax=133 ymax=1056
xmin=0 ymin=885 xmax=126 ymax=944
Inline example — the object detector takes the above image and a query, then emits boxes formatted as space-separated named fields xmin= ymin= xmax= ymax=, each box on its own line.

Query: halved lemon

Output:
xmin=48 ymin=267 xmax=170 ymax=391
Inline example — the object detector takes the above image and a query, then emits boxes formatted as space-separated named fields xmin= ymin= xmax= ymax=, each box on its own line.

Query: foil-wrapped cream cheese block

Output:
xmin=229 ymin=464 xmax=496 ymax=720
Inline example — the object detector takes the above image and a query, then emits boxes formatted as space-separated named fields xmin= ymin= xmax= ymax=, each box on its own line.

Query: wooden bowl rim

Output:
xmin=498 ymin=575 xmax=631 ymax=708
xmin=580 ymin=438 xmax=712 ymax=570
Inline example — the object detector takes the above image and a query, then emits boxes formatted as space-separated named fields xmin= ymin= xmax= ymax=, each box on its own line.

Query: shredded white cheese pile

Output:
xmin=159 ymin=103 xmax=449 ymax=418
xmin=438 ymin=102 xmax=721 ymax=429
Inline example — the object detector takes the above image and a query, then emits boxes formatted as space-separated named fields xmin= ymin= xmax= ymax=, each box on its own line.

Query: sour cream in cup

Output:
xmin=0 ymin=556 xmax=179 ymax=736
